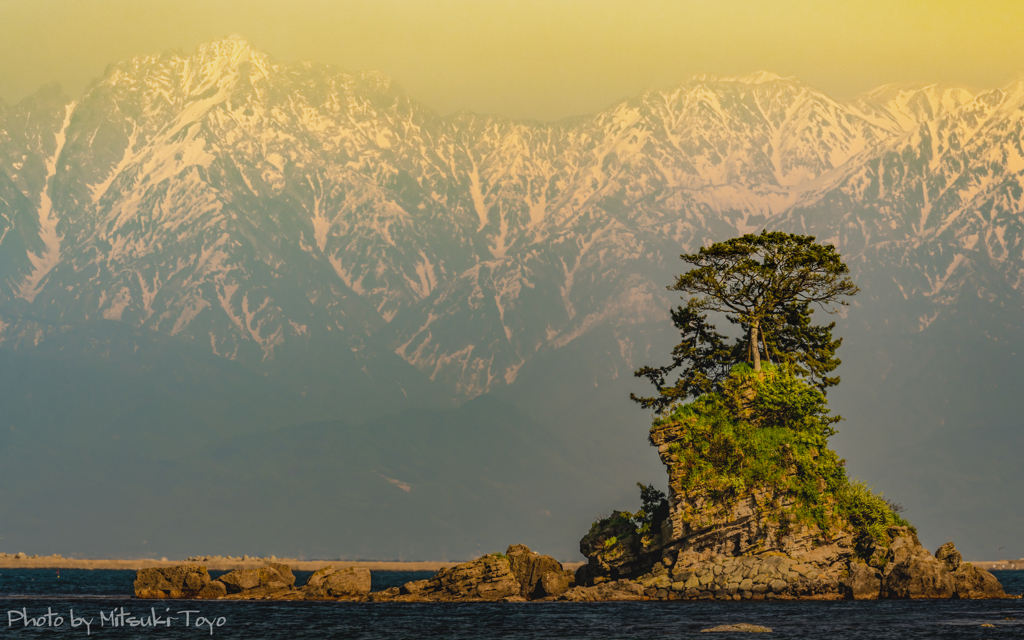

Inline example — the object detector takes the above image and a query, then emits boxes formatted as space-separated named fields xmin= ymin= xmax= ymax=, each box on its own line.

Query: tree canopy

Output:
xmin=632 ymin=231 xmax=858 ymax=414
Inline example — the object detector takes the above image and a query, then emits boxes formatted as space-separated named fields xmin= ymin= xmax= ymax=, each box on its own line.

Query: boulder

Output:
xmin=952 ymin=563 xmax=1005 ymax=599
xmin=197 ymin=581 xmax=227 ymax=599
xmin=396 ymin=554 xmax=519 ymax=602
xmin=935 ymin=542 xmax=962 ymax=571
xmin=506 ymin=544 xmax=566 ymax=598
xmin=536 ymin=570 xmax=576 ymax=598
xmin=844 ymin=561 xmax=881 ymax=600
xmin=398 ymin=579 xmax=431 ymax=596
xmin=879 ymin=550 xmax=954 ymax=599
xmin=134 ymin=564 xmax=213 ymax=599
xmin=303 ymin=566 xmax=371 ymax=599
xmin=217 ymin=563 xmax=295 ymax=595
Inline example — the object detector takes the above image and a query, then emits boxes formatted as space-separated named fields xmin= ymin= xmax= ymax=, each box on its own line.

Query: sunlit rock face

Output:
xmin=2 ymin=37 xmax=1023 ymax=403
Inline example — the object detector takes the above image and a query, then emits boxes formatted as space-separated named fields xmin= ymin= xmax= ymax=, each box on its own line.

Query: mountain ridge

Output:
xmin=0 ymin=37 xmax=1021 ymax=559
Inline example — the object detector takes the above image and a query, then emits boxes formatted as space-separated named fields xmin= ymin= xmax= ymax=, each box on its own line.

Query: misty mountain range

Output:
xmin=0 ymin=37 xmax=1021 ymax=560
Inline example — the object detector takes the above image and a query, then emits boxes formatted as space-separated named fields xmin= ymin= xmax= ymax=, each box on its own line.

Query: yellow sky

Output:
xmin=1 ymin=0 xmax=1022 ymax=121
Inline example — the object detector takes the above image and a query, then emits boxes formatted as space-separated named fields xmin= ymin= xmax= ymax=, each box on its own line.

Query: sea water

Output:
xmin=1 ymin=569 xmax=1022 ymax=638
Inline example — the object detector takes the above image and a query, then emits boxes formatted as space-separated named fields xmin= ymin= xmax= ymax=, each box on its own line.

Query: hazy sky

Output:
xmin=2 ymin=0 xmax=1023 ymax=121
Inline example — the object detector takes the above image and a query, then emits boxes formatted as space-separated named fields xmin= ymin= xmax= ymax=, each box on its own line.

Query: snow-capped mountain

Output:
xmin=2 ymin=36 xmax=1023 ymax=561
xmin=1 ymin=36 xmax=1022 ymax=401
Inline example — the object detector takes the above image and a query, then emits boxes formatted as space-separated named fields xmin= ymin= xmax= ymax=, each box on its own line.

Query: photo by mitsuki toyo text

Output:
xmin=7 ymin=607 xmax=227 ymax=635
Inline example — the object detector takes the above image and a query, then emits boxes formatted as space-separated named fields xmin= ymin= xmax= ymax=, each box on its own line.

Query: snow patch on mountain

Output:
xmin=19 ymin=102 xmax=75 ymax=302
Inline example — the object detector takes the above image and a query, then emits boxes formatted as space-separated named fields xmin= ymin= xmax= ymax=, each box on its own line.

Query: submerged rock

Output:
xmin=701 ymin=624 xmax=772 ymax=633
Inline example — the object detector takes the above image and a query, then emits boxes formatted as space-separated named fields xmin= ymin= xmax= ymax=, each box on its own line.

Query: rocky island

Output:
xmin=569 ymin=232 xmax=1008 ymax=601
xmin=134 ymin=233 xmax=1009 ymax=603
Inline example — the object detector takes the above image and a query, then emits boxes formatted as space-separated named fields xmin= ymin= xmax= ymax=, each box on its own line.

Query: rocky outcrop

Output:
xmin=506 ymin=544 xmax=575 ymax=598
xmin=935 ymin=542 xmax=962 ymax=571
xmin=135 ymin=562 xmax=372 ymax=601
xmin=583 ymin=426 xmax=860 ymax=582
xmin=951 ymin=563 xmax=1006 ymax=599
xmin=134 ymin=565 xmax=223 ymax=599
xmin=845 ymin=561 xmax=882 ymax=600
xmin=621 ymin=551 xmax=844 ymax=601
xmin=371 ymin=544 xmax=577 ymax=602
xmin=576 ymin=415 xmax=1010 ymax=601
xmin=538 ymin=569 xmax=576 ymax=598
xmin=303 ymin=566 xmax=371 ymax=599
xmin=597 ymin=525 xmax=1007 ymax=602
xmin=873 ymin=531 xmax=954 ymax=599
xmin=852 ymin=533 xmax=1004 ymax=599
xmin=380 ymin=553 xmax=520 ymax=602
xmin=217 ymin=563 xmax=297 ymax=599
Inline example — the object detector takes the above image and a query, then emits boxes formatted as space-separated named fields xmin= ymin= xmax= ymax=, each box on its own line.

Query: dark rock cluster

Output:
xmin=134 ymin=563 xmax=369 ymax=601
xmin=370 ymin=545 xmax=577 ymax=602
xmin=136 ymin=538 xmax=1007 ymax=603
xmin=134 ymin=545 xmax=575 ymax=602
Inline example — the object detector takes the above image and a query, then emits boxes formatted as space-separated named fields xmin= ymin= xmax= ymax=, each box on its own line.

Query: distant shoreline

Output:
xmin=970 ymin=560 xmax=1024 ymax=571
xmin=0 ymin=555 xmax=586 ymax=572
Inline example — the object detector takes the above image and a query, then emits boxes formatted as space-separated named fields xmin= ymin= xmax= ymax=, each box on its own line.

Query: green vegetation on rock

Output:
xmin=633 ymin=232 xmax=909 ymax=548
xmin=652 ymin=363 xmax=911 ymax=542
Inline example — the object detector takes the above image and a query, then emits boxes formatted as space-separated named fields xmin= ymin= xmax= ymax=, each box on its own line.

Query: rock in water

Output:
xmin=506 ymin=544 xmax=572 ymax=598
xmin=878 ymin=531 xmax=954 ymax=599
xmin=381 ymin=554 xmax=519 ymax=602
xmin=952 ymin=562 xmax=1006 ymax=599
xmin=217 ymin=563 xmax=296 ymax=598
xmin=134 ymin=565 xmax=213 ymax=599
xmin=576 ymin=411 xmax=1009 ymax=601
xmin=701 ymin=624 xmax=772 ymax=633
xmin=427 ymin=554 xmax=520 ymax=601
xmin=303 ymin=566 xmax=371 ymax=598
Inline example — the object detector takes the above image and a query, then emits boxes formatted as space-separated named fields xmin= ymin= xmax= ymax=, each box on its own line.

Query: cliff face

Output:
xmin=651 ymin=426 xmax=857 ymax=568
xmin=580 ymin=419 xmax=857 ymax=586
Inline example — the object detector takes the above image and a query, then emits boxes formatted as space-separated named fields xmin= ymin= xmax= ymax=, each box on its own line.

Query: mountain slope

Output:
xmin=0 ymin=37 xmax=1022 ymax=559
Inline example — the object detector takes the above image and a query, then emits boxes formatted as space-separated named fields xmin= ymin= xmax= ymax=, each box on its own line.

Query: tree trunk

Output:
xmin=750 ymin=322 xmax=761 ymax=372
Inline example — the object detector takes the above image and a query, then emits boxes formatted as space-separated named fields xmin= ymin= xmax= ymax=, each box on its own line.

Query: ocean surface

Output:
xmin=0 ymin=569 xmax=1021 ymax=638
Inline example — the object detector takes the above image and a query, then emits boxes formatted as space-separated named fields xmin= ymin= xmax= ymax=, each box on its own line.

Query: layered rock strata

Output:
xmin=583 ymin=533 xmax=1005 ymax=602
xmin=573 ymin=421 xmax=1008 ymax=601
